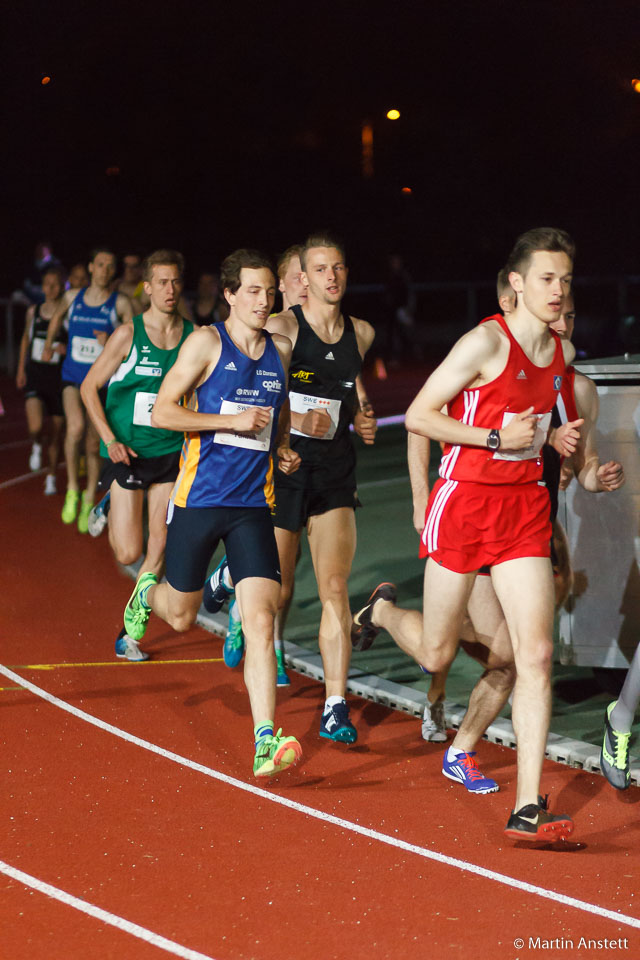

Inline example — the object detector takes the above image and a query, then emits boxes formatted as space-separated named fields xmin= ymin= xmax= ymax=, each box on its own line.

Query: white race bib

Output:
xmin=289 ymin=393 xmax=341 ymax=440
xmin=214 ymin=400 xmax=273 ymax=451
xmin=133 ymin=391 xmax=158 ymax=427
xmin=32 ymin=338 xmax=61 ymax=364
xmin=493 ymin=411 xmax=552 ymax=461
xmin=71 ymin=335 xmax=103 ymax=365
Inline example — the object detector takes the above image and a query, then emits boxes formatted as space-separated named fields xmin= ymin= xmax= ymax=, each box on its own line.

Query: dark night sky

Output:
xmin=2 ymin=0 xmax=640 ymax=288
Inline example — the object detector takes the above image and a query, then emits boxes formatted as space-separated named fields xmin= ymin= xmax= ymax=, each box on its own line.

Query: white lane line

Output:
xmin=0 ymin=859 xmax=216 ymax=960
xmin=0 ymin=469 xmax=48 ymax=490
xmin=2 ymin=663 xmax=638 ymax=932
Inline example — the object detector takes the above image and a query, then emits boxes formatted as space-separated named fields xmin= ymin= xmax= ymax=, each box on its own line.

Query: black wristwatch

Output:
xmin=486 ymin=429 xmax=501 ymax=451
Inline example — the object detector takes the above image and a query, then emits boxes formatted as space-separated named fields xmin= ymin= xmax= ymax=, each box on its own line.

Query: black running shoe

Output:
xmin=203 ymin=556 xmax=234 ymax=613
xmin=351 ymin=582 xmax=397 ymax=651
xmin=504 ymin=794 xmax=573 ymax=842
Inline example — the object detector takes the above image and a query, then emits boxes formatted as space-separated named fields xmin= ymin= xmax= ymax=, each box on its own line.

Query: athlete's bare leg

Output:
xmin=273 ymin=527 xmax=302 ymax=650
xmin=306 ymin=507 xmax=356 ymax=698
xmin=452 ymin=576 xmax=516 ymax=752
xmin=552 ymin=519 xmax=572 ymax=609
xmin=84 ymin=418 xmax=102 ymax=504
xmin=373 ymin=558 xmax=477 ymax=674
xmin=108 ymin=483 xmax=144 ymax=565
xmin=62 ymin=385 xmax=84 ymax=491
xmin=48 ymin=415 xmax=64 ymax=477
xmin=109 ymin=481 xmax=172 ymax=576
xmin=147 ymin=576 xmax=280 ymax=728
xmin=235 ymin=577 xmax=280 ymax=726
xmin=24 ymin=396 xmax=44 ymax=447
xmin=489 ymin=556 xmax=555 ymax=811
xmin=143 ymin=482 xmax=173 ymax=577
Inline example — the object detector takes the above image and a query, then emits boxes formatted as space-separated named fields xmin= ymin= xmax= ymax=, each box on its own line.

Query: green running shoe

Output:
xmin=600 ymin=700 xmax=631 ymax=790
xmin=61 ymin=489 xmax=80 ymax=524
xmin=223 ymin=599 xmax=245 ymax=668
xmin=124 ymin=572 xmax=158 ymax=641
xmin=77 ymin=493 xmax=93 ymax=534
xmin=253 ymin=728 xmax=302 ymax=778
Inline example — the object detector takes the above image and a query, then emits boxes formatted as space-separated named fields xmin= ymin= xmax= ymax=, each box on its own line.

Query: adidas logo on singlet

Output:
xmin=325 ymin=351 xmax=335 ymax=360
xmin=225 ymin=361 xmax=237 ymax=371
xmin=516 ymin=369 xmax=527 ymax=380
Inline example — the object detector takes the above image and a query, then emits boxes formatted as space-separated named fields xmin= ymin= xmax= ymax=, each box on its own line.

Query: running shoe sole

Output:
xmin=351 ymin=582 xmax=397 ymax=651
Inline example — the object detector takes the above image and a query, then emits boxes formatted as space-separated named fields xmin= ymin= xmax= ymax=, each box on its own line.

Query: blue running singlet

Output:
xmin=61 ymin=287 xmax=119 ymax=385
xmin=171 ymin=323 xmax=286 ymax=509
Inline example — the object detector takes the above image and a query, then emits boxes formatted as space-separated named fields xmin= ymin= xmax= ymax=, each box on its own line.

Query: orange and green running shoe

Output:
xmin=253 ymin=729 xmax=302 ymax=778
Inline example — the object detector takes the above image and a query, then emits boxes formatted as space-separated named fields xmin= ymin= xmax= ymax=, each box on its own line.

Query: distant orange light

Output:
xmin=105 ymin=166 xmax=121 ymax=177
xmin=386 ymin=108 xmax=401 ymax=120
xmin=632 ymin=78 xmax=640 ymax=93
xmin=41 ymin=75 xmax=51 ymax=85
xmin=401 ymin=186 xmax=412 ymax=194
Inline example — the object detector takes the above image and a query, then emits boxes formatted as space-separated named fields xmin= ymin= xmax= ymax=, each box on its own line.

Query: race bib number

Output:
xmin=214 ymin=400 xmax=273 ymax=451
xmin=493 ymin=410 xmax=552 ymax=461
xmin=289 ymin=393 xmax=341 ymax=440
xmin=71 ymin=335 xmax=103 ymax=365
xmin=31 ymin=338 xmax=61 ymax=364
xmin=133 ymin=391 xmax=158 ymax=427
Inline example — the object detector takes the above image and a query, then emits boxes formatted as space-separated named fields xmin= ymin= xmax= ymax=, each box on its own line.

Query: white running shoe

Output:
xmin=421 ymin=697 xmax=448 ymax=742
xmin=29 ymin=442 xmax=42 ymax=471
xmin=88 ymin=491 xmax=111 ymax=537
xmin=115 ymin=628 xmax=149 ymax=662
xmin=44 ymin=474 xmax=57 ymax=495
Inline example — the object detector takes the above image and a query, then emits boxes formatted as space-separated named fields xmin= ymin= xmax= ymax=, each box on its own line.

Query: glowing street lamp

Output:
xmin=632 ymin=78 xmax=640 ymax=93
xmin=361 ymin=109 xmax=402 ymax=178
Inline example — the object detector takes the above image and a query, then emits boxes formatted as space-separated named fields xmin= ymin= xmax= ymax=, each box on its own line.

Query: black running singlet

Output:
xmin=287 ymin=303 xmax=362 ymax=463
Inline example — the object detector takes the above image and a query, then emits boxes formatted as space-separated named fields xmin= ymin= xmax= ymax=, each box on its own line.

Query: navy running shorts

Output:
xmin=164 ymin=503 xmax=281 ymax=593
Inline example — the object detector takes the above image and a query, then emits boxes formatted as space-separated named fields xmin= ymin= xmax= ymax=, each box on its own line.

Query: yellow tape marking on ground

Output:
xmin=14 ymin=658 xmax=224 ymax=671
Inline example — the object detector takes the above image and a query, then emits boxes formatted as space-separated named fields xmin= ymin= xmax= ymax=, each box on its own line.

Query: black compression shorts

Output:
xmin=164 ymin=503 xmax=281 ymax=593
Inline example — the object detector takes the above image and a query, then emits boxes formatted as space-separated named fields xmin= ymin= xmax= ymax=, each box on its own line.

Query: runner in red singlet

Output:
xmin=353 ymin=227 xmax=581 ymax=842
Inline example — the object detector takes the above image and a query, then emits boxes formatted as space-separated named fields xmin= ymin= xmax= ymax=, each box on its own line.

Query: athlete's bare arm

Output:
xmin=266 ymin=309 xmax=299 ymax=347
xmin=116 ymin=293 xmax=134 ymax=325
xmin=408 ymin=432 xmax=431 ymax=535
xmin=42 ymin=288 xmax=76 ymax=359
xmin=405 ymin=323 xmax=537 ymax=451
xmin=351 ymin=318 xmax=377 ymax=445
xmin=571 ymin=372 xmax=624 ymax=492
xmin=151 ymin=327 xmax=271 ymax=435
xmin=271 ymin=333 xmax=300 ymax=476
xmin=80 ymin=323 xmax=136 ymax=463
xmin=16 ymin=306 xmax=35 ymax=389
xmin=266 ymin=308 xmax=334 ymax=438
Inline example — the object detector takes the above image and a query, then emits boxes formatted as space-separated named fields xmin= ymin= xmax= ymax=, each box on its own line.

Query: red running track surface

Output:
xmin=1 ymin=392 xmax=639 ymax=960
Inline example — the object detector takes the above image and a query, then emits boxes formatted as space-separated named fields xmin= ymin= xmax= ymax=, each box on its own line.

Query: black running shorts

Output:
xmin=164 ymin=503 xmax=281 ymax=593
xmin=272 ymin=458 xmax=361 ymax=532
xmin=98 ymin=451 xmax=181 ymax=492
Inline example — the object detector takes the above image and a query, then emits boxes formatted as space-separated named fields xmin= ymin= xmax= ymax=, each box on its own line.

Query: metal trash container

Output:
xmin=557 ymin=355 xmax=640 ymax=667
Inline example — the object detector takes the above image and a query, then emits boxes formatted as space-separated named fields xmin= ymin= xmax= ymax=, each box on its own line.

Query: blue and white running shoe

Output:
xmin=442 ymin=750 xmax=499 ymax=794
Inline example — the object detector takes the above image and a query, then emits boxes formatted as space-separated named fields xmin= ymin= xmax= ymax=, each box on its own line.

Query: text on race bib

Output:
xmin=289 ymin=393 xmax=341 ymax=440
xmin=214 ymin=400 xmax=273 ymax=452
xmin=71 ymin=335 xmax=104 ymax=365
xmin=133 ymin=391 xmax=158 ymax=427
xmin=493 ymin=410 xmax=552 ymax=461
